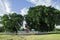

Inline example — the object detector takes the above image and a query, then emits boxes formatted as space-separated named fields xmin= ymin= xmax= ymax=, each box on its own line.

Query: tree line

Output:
xmin=0 ymin=6 xmax=60 ymax=34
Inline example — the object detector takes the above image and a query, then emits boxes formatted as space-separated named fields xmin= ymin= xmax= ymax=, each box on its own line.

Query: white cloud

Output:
xmin=27 ymin=0 xmax=38 ymax=4
xmin=27 ymin=0 xmax=51 ymax=6
xmin=20 ymin=8 xmax=29 ymax=16
xmin=26 ymin=0 xmax=60 ymax=10
xmin=0 ymin=0 xmax=11 ymax=16
xmin=4 ymin=0 xmax=11 ymax=13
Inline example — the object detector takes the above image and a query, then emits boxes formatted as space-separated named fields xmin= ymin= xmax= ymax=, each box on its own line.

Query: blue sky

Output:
xmin=0 ymin=0 xmax=35 ymax=16
xmin=9 ymin=0 xmax=34 ymax=13
xmin=0 ymin=0 xmax=60 ymax=16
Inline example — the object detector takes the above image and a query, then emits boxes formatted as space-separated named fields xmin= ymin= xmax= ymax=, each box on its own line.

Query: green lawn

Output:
xmin=0 ymin=34 xmax=60 ymax=40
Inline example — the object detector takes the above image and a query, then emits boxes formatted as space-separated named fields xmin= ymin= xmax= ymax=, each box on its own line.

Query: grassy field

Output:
xmin=0 ymin=34 xmax=60 ymax=40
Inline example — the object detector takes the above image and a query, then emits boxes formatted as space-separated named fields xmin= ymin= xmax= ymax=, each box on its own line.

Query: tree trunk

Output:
xmin=16 ymin=31 xmax=18 ymax=35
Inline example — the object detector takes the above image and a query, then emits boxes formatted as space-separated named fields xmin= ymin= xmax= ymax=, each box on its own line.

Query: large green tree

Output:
xmin=26 ymin=6 xmax=60 ymax=32
xmin=1 ymin=13 xmax=23 ymax=34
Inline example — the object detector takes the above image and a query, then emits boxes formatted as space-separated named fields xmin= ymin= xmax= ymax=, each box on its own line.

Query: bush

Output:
xmin=55 ymin=28 xmax=60 ymax=31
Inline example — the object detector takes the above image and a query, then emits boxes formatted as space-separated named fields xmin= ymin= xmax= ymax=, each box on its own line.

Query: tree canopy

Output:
xmin=26 ymin=6 xmax=60 ymax=32
xmin=1 ymin=13 xmax=24 ymax=34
